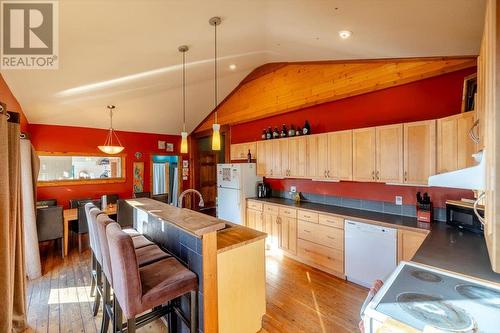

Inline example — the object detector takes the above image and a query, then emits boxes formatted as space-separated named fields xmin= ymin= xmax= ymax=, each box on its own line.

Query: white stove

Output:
xmin=363 ymin=261 xmax=500 ymax=333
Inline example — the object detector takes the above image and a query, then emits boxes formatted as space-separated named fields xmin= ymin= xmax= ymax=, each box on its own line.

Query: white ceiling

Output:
xmin=1 ymin=0 xmax=486 ymax=135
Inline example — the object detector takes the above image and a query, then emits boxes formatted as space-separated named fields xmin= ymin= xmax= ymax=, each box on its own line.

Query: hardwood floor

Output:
xmin=27 ymin=243 xmax=366 ymax=333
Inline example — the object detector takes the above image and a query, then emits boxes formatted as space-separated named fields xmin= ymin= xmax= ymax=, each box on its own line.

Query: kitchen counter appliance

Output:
xmin=446 ymin=199 xmax=484 ymax=233
xmin=363 ymin=261 xmax=500 ymax=333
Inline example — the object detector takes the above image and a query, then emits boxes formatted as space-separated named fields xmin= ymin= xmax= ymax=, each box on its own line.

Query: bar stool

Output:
xmin=106 ymin=222 xmax=198 ymax=333
xmin=84 ymin=203 xmax=104 ymax=316
xmin=94 ymin=214 xmax=172 ymax=332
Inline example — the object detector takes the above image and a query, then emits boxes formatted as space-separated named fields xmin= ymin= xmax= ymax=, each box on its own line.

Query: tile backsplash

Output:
xmin=273 ymin=189 xmax=446 ymax=221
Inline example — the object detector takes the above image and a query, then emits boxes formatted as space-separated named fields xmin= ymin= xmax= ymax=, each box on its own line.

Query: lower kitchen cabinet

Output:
xmin=297 ymin=239 xmax=344 ymax=274
xmin=278 ymin=216 xmax=297 ymax=254
xmin=397 ymin=229 xmax=428 ymax=262
xmin=246 ymin=208 xmax=264 ymax=232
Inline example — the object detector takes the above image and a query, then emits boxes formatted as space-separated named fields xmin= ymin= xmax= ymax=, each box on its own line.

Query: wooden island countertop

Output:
xmin=217 ymin=222 xmax=267 ymax=253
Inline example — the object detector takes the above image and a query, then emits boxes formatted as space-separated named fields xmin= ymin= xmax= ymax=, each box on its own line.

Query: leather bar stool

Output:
xmin=84 ymin=203 xmax=104 ymax=316
xmin=94 ymin=214 xmax=171 ymax=333
xmin=106 ymin=222 xmax=198 ymax=333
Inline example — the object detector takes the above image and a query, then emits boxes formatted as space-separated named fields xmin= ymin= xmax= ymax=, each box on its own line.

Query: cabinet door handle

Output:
xmin=376 ymin=171 xmax=380 ymax=180
xmin=404 ymin=171 xmax=408 ymax=182
xmin=324 ymin=170 xmax=327 ymax=178
xmin=303 ymin=229 xmax=311 ymax=233
xmin=327 ymin=236 xmax=335 ymax=240
xmin=468 ymin=119 xmax=480 ymax=144
xmin=327 ymin=170 xmax=330 ymax=178
xmin=372 ymin=171 xmax=375 ymax=180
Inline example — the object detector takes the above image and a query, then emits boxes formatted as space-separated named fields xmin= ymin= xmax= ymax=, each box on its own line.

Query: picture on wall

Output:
xmin=133 ymin=162 xmax=144 ymax=193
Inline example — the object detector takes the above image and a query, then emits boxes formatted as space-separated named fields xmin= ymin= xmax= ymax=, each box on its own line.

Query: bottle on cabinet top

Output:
xmin=303 ymin=120 xmax=311 ymax=135
xmin=261 ymin=129 xmax=267 ymax=140
xmin=288 ymin=125 xmax=296 ymax=137
xmin=295 ymin=126 xmax=302 ymax=136
xmin=266 ymin=127 xmax=272 ymax=140
xmin=272 ymin=126 xmax=280 ymax=139
xmin=280 ymin=124 xmax=287 ymax=138
xmin=247 ymin=149 xmax=252 ymax=163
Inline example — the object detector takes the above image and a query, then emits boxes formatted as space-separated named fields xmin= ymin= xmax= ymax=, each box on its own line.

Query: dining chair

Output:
xmin=71 ymin=199 xmax=101 ymax=253
xmin=36 ymin=199 xmax=58 ymax=207
xmin=133 ymin=192 xmax=151 ymax=198
xmin=36 ymin=206 xmax=64 ymax=258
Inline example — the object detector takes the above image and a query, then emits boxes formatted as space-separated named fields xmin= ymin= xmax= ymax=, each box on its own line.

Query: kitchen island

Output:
xmin=120 ymin=198 xmax=267 ymax=333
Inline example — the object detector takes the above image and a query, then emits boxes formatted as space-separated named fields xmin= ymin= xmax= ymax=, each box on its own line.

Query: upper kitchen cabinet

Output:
xmin=288 ymin=136 xmax=307 ymax=178
xmin=328 ymin=130 xmax=353 ymax=181
xmin=353 ymin=128 xmax=377 ymax=182
xmin=306 ymin=134 xmax=329 ymax=179
xmin=437 ymin=111 xmax=477 ymax=173
xmin=278 ymin=139 xmax=290 ymax=177
xmin=230 ymin=142 xmax=257 ymax=161
xmin=403 ymin=120 xmax=436 ymax=185
xmin=376 ymin=124 xmax=404 ymax=183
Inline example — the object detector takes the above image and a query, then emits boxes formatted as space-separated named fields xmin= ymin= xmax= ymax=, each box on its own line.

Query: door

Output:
xmin=288 ymin=136 xmax=307 ymax=177
xmin=437 ymin=115 xmax=458 ymax=173
xmin=279 ymin=139 xmax=289 ymax=176
xmin=457 ymin=111 xmax=477 ymax=169
xmin=376 ymin=124 xmax=403 ymax=183
xmin=256 ymin=141 xmax=266 ymax=176
xmin=404 ymin=120 xmax=436 ymax=185
xmin=246 ymin=208 xmax=263 ymax=231
xmin=307 ymin=134 xmax=328 ymax=179
xmin=353 ymin=128 xmax=376 ymax=182
xmin=264 ymin=212 xmax=279 ymax=248
xmin=271 ymin=140 xmax=282 ymax=177
xmin=198 ymin=151 xmax=218 ymax=208
xmin=217 ymin=187 xmax=242 ymax=224
xmin=328 ymin=130 xmax=353 ymax=180
xmin=279 ymin=216 xmax=297 ymax=254
xmin=264 ymin=140 xmax=274 ymax=177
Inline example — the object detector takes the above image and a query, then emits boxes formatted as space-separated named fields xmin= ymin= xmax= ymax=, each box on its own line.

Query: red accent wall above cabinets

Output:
xmin=230 ymin=67 xmax=477 ymax=207
xmin=30 ymin=124 xmax=186 ymax=208
xmin=231 ymin=67 xmax=476 ymax=144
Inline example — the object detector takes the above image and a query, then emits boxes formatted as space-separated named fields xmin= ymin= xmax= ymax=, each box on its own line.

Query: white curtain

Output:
xmin=20 ymin=139 xmax=41 ymax=280
xmin=153 ymin=163 xmax=166 ymax=195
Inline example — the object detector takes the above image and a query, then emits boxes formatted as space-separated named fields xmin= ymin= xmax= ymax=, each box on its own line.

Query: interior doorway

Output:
xmin=150 ymin=155 xmax=180 ymax=205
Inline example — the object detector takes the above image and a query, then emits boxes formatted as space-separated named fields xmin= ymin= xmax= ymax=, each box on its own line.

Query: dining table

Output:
xmin=62 ymin=204 xmax=117 ymax=256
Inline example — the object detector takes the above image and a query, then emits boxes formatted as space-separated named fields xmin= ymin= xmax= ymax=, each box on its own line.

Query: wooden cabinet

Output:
xmin=230 ymin=142 xmax=257 ymax=161
xmin=376 ymin=124 xmax=404 ymax=183
xmin=279 ymin=139 xmax=289 ymax=176
xmin=328 ymin=130 xmax=353 ymax=181
xmin=297 ymin=239 xmax=344 ymax=274
xmin=288 ymin=136 xmax=307 ymax=177
xmin=306 ymin=134 xmax=328 ymax=179
xmin=437 ymin=112 xmax=477 ymax=173
xmin=246 ymin=208 xmax=264 ymax=232
xmin=353 ymin=128 xmax=377 ymax=182
xmin=256 ymin=141 xmax=266 ymax=176
xmin=397 ymin=229 xmax=428 ymax=262
xmin=278 ymin=216 xmax=297 ymax=254
xmin=262 ymin=204 xmax=297 ymax=254
xmin=403 ymin=120 xmax=436 ymax=185
xmin=263 ymin=208 xmax=280 ymax=248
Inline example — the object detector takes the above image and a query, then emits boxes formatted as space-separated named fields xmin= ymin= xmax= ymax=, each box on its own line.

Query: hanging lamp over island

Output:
xmin=179 ymin=45 xmax=189 ymax=154
xmin=97 ymin=105 xmax=124 ymax=154
xmin=210 ymin=16 xmax=221 ymax=151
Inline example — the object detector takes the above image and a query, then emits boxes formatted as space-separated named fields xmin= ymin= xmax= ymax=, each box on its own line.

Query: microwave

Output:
xmin=446 ymin=200 xmax=484 ymax=233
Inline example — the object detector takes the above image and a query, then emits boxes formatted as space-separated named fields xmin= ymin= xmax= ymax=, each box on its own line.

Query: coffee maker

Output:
xmin=257 ymin=182 xmax=271 ymax=198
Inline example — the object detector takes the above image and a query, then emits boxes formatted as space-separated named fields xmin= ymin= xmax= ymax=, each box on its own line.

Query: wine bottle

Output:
xmin=288 ymin=124 xmax=295 ymax=137
xmin=296 ymin=126 xmax=302 ymax=136
xmin=303 ymin=120 xmax=311 ymax=135
xmin=280 ymin=124 xmax=287 ymax=138
xmin=273 ymin=126 xmax=279 ymax=139
xmin=247 ymin=149 xmax=252 ymax=163
xmin=266 ymin=127 xmax=272 ymax=140
xmin=261 ymin=129 xmax=267 ymax=140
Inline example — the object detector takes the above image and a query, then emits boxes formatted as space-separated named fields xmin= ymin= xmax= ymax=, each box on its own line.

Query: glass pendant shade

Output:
xmin=212 ymin=123 xmax=221 ymax=151
xmin=98 ymin=106 xmax=124 ymax=154
xmin=180 ymin=131 xmax=188 ymax=154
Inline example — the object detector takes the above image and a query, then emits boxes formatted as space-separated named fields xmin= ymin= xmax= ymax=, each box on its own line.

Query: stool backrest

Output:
xmin=106 ymin=222 xmax=142 ymax=319
xmin=85 ymin=203 xmax=104 ymax=263
xmin=96 ymin=214 xmax=116 ymax=282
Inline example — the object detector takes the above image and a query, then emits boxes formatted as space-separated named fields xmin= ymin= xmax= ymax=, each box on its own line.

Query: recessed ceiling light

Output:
xmin=229 ymin=64 xmax=237 ymax=70
xmin=338 ymin=30 xmax=352 ymax=39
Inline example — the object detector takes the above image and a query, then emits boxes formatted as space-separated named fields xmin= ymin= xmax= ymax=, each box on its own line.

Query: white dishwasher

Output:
xmin=344 ymin=220 xmax=397 ymax=288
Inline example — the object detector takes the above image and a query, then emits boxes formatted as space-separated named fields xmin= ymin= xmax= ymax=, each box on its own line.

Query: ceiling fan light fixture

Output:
xmin=98 ymin=105 xmax=124 ymax=155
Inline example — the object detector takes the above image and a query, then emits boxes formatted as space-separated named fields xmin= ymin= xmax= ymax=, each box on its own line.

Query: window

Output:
xmin=37 ymin=153 xmax=126 ymax=186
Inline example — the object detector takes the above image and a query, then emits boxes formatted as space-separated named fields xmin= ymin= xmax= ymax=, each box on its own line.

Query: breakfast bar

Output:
xmin=121 ymin=198 xmax=267 ymax=333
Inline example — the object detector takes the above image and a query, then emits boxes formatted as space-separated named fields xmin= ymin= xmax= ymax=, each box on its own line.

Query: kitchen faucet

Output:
xmin=178 ymin=189 xmax=205 ymax=208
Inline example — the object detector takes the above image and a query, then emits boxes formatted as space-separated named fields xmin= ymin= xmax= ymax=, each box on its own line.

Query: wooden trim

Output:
xmin=37 ymin=151 xmax=127 ymax=187
xmin=194 ymin=56 xmax=477 ymax=133
xmin=202 ymin=231 xmax=218 ymax=333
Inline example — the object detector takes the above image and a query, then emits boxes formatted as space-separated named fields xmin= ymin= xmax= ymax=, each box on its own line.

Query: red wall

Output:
xmin=231 ymin=67 xmax=477 ymax=207
xmin=31 ymin=124 xmax=188 ymax=208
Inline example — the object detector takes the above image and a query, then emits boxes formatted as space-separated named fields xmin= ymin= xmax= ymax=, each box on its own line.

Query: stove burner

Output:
xmin=411 ymin=270 xmax=442 ymax=283
xmin=456 ymin=284 xmax=500 ymax=309
xmin=397 ymin=293 xmax=475 ymax=332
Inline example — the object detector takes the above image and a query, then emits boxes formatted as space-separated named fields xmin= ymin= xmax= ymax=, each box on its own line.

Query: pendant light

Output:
xmin=210 ymin=16 xmax=221 ymax=151
xmin=179 ymin=45 xmax=189 ymax=154
xmin=98 ymin=105 xmax=124 ymax=154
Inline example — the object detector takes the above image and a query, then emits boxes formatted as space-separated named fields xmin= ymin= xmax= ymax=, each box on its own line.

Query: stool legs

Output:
xmin=126 ymin=318 xmax=136 ymax=333
xmin=113 ymin=297 xmax=123 ymax=332
xmin=92 ymin=262 xmax=102 ymax=316
xmin=100 ymin=278 xmax=111 ymax=333
xmin=90 ymin=253 xmax=96 ymax=297
xmin=190 ymin=291 xmax=198 ymax=333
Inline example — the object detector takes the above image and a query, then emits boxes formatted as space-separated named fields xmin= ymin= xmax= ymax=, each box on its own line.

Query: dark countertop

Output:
xmin=250 ymin=197 xmax=500 ymax=284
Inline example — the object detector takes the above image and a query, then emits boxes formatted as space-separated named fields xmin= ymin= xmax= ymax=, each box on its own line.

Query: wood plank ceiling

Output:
xmin=194 ymin=57 xmax=477 ymax=133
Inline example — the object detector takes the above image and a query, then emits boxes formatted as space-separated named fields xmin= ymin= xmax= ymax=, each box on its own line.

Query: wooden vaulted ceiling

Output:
xmin=194 ymin=57 xmax=477 ymax=133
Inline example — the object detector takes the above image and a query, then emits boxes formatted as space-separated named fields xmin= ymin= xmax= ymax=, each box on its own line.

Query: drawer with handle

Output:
xmin=318 ymin=214 xmax=344 ymax=229
xmin=297 ymin=210 xmax=319 ymax=223
xmin=279 ymin=207 xmax=297 ymax=218
xmin=263 ymin=204 xmax=279 ymax=215
xmin=298 ymin=239 xmax=343 ymax=274
xmin=247 ymin=200 xmax=263 ymax=211
xmin=298 ymin=220 xmax=343 ymax=250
